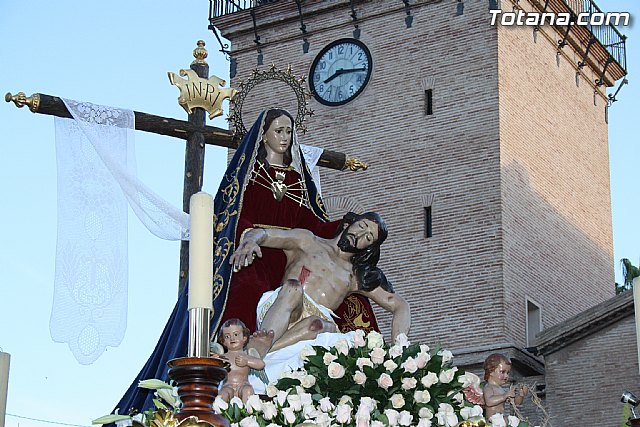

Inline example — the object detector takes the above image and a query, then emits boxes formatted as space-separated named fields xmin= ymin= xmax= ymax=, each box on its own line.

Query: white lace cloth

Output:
xmin=50 ymin=100 xmax=326 ymax=364
xmin=51 ymin=100 xmax=188 ymax=364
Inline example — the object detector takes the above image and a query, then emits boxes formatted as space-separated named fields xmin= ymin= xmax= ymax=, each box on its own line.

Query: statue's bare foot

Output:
xmin=248 ymin=329 xmax=274 ymax=358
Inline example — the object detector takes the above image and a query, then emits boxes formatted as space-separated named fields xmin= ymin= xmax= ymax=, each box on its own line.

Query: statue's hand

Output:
xmin=234 ymin=353 xmax=249 ymax=367
xmin=229 ymin=239 xmax=262 ymax=272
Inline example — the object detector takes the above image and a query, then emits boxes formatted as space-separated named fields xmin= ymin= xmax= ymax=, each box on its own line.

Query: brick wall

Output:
xmin=212 ymin=0 xmax=615 ymax=355
xmin=544 ymin=314 xmax=639 ymax=424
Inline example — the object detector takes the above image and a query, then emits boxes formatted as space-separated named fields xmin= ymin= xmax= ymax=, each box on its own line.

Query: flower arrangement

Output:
xmin=213 ymin=330 xmax=493 ymax=427
xmin=95 ymin=331 xmax=536 ymax=427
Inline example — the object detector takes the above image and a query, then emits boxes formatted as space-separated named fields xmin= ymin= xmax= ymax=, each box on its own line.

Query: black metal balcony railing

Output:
xmin=562 ymin=0 xmax=627 ymax=73
xmin=209 ymin=0 xmax=280 ymax=19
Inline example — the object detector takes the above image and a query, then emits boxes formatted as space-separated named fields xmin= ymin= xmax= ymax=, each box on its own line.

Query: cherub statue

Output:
xmin=211 ymin=318 xmax=265 ymax=402
xmin=482 ymin=353 xmax=529 ymax=420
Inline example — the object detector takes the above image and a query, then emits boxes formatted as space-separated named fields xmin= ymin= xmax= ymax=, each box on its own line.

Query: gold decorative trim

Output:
xmin=5 ymin=92 xmax=41 ymax=113
xmin=228 ymin=65 xmax=313 ymax=138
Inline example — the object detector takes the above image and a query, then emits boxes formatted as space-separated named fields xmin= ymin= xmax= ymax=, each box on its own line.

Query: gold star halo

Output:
xmin=228 ymin=64 xmax=314 ymax=139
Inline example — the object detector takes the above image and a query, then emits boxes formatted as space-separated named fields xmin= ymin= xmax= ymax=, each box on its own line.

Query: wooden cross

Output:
xmin=5 ymin=42 xmax=364 ymax=295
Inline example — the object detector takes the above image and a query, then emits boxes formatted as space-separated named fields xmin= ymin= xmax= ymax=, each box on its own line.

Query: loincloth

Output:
xmin=256 ymin=286 xmax=340 ymax=332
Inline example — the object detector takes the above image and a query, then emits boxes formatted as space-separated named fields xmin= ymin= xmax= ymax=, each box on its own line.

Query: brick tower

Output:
xmin=209 ymin=0 xmax=626 ymax=383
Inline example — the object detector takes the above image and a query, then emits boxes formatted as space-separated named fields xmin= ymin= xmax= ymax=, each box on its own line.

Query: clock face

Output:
xmin=309 ymin=39 xmax=373 ymax=106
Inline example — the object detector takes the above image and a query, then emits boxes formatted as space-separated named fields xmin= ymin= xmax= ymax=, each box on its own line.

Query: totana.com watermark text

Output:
xmin=489 ymin=10 xmax=630 ymax=27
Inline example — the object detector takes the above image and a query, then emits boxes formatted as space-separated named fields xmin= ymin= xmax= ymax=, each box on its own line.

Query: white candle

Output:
xmin=0 ymin=351 xmax=10 ymax=427
xmin=188 ymin=192 xmax=214 ymax=310
xmin=635 ymin=277 xmax=640 ymax=376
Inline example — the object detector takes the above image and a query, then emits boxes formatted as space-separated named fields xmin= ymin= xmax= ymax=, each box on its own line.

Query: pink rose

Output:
xmin=370 ymin=347 xmax=386 ymax=364
xmin=353 ymin=370 xmax=367 ymax=385
xmin=352 ymin=329 xmax=366 ymax=348
xmin=377 ymin=373 xmax=393 ymax=390
xmin=401 ymin=356 xmax=418 ymax=373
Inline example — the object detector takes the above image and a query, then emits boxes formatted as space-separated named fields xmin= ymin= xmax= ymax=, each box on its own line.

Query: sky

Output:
xmin=0 ymin=1 xmax=638 ymax=427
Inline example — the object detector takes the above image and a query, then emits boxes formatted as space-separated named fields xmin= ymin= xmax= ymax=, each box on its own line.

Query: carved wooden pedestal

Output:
xmin=168 ymin=357 xmax=230 ymax=427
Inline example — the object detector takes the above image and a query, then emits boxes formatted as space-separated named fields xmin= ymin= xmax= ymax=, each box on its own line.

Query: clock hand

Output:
xmin=323 ymin=67 xmax=367 ymax=84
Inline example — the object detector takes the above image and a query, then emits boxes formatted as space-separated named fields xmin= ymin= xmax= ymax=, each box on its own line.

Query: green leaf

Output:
xmin=91 ymin=415 xmax=132 ymax=425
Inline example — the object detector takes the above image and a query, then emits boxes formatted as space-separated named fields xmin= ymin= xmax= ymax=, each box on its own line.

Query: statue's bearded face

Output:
xmin=337 ymin=218 xmax=380 ymax=253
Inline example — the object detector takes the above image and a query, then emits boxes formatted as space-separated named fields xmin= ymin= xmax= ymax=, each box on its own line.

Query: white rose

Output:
xmin=328 ymin=361 xmax=346 ymax=379
xmin=419 ymin=407 xmax=434 ymax=419
xmin=413 ymin=389 xmax=431 ymax=403
xmin=300 ymin=346 xmax=316 ymax=361
xmin=390 ymin=393 xmax=406 ymax=409
xmin=300 ymin=374 xmax=316 ymax=388
xmin=417 ymin=419 xmax=432 ymax=427
xmin=436 ymin=403 xmax=458 ymax=427
xmin=323 ymin=352 xmax=338 ymax=365
xmin=261 ymin=401 xmax=278 ymax=420
xmin=355 ymin=406 xmax=371 ymax=426
xmin=359 ymin=397 xmax=376 ymax=412
xmin=489 ymin=414 xmax=507 ymax=427
xmin=366 ymin=331 xmax=384 ymax=349
xmin=384 ymin=408 xmax=400 ymax=426
xmin=398 ymin=410 xmax=413 ymax=426
xmin=421 ymin=372 xmax=439 ymax=388
xmin=356 ymin=357 xmax=374 ymax=369
xmin=354 ymin=370 xmax=367 ymax=385
xmin=229 ymin=396 xmax=243 ymax=409
xmin=265 ymin=383 xmax=278 ymax=398
xmin=275 ymin=390 xmax=289 ymax=406
xmin=282 ymin=407 xmax=297 ymax=425
xmin=452 ymin=392 xmax=464 ymax=404
xmin=239 ymin=416 xmax=260 ymax=427
xmin=334 ymin=338 xmax=350 ymax=355
xmin=377 ymin=373 xmax=393 ymax=390
xmin=318 ymin=396 xmax=334 ymax=412
xmin=394 ymin=333 xmax=410 ymax=348
xmin=371 ymin=421 xmax=385 ymax=427
xmin=439 ymin=367 xmax=458 ymax=384
xmin=287 ymin=394 xmax=302 ymax=411
xmin=458 ymin=371 xmax=481 ymax=388
xmin=460 ymin=405 xmax=483 ymax=420
xmin=438 ymin=349 xmax=453 ymax=365
xmin=212 ymin=395 xmax=228 ymax=412
xmin=384 ymin=359 xmax=398 ymax=372
xmin=508 ymin=415 xmax=521 ymax=426
xmin=300 ymin=392 xmax=313 ymax=407
xmin=353 ymin=329 xmax=366 ymax=347
xmin=245 ymin=394 xmax=262 ymax=414
xmin=420 ymin=344 xmax=430 ymax=353
xmin=401 ymin=356 xmax=418 ymax=373
xmin=389 ymin=344 xmax=403 ymax=358
xmin=370 ymin=347 xmax=386 ymax=364
xmin=314 ymin=412 xmax=332 ymax=427
xmin=334 ymin=404 xmax=352 ymax=424
xmin=338 ymin=395 xmax=353 ymax=405
xmin=415 ymin=352 xmax=430 ymax=369
xmin=401 ymin=377 xmax=417 ymax=390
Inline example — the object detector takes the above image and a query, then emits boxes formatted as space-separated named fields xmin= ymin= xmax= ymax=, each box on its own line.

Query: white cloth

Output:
xmin=256 ymin=287 xmax=338 ymax=328
xmin=51 ymin=99 xmax=188 ymax=365
xmin=300 ymin=144 xmax=324 ymax=196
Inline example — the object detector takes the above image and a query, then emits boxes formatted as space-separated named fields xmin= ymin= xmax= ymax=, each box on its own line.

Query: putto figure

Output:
xmin=215 ymin=318 xmax=265 ymax=403
xmin=482 ymin=353 xmax=529 ymax=420
xmin=230 ymin=212 xmax=411 ymax=357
